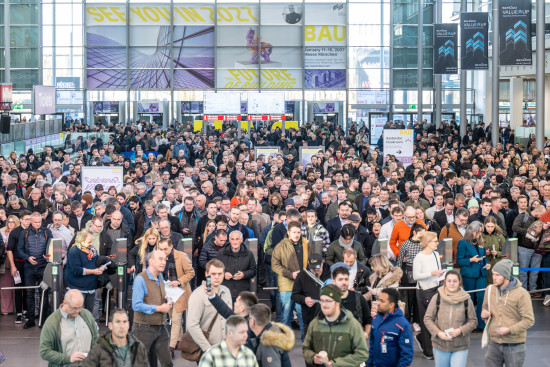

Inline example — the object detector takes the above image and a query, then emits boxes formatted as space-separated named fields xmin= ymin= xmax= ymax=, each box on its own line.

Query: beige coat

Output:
xmin=482 ymin=278 xmax=535 ymax=344
xmin=173 ymin=250 xmax=195 ymax=313
xmin=185 ymin=283 xmax=232 ymax=352
xmin=364 ymin=267 xmax=403 ymax=301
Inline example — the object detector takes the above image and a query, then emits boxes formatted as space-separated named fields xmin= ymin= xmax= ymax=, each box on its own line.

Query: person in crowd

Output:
xmin=367 ymin=288 xmax=414 ymax=367
xmin=83 ymin=309 xmax=149 ymax=367
xmin=325 ymin=223 xmax=367 ymax=267
xmin=198 ymin=315 xmax=258 ymax=367
xmin=390 ymin=206 xmax=426 ymax=262
xmin=456 ymin=221 xmax=490 ymax=332
xmin=326 ymin=200 xmax=353 ymax=242
xmin=378 ymin=206 xmax=403 ymax=261
xmin=423 ymin=270 xmax=478 ymax=367
xmin=482 ymin=216 xmax=506 ymax=285
xmin=131 ymin=250 xmax=174 ymax=367
xmin=302 ymin=284 xmax=369 ymax=367
xmin=157 ymin=238 xmax=195 ymax=353
xmin=364 ymin=254 xmax=402 ymax=302
xmin=39 ymin=290 xmax=99 ymax=367
xmin=48 ymin=211 xmax=73 ymax=265
xmin=301 ymin=209 xmax=331 ymax=256
xmin=438 ymin=208 xmax=468 ymax=265
xmin=17 ymin=212 xmax=53 ymax=329
xmin=217 ymin=230 xmax=257 ymax=301
xmin=0 ymin=215 xmax=18 ymax=315
xmin=412 ymin=231 xmax=443 ymax=360
xmin=481 ymin=259 xmax=535 ymax=367
xmin=103 ymin=210 xmax=133 ymax=253
xmin=342 ymin=248 xmax=371 ymax=294
xmin=187 ymin=259 xmax=232 ymax=354
xmin=200 ymin=228 xmax=228 ymax=270
xmin=69 ymin=201 xmax=93 ymax=232
xmin=128 ymin=227 xmax=160 ymax=274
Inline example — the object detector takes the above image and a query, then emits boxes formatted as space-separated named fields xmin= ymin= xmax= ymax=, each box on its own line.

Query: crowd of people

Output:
xmin=0 ymin=117 xmax=545 ymax=367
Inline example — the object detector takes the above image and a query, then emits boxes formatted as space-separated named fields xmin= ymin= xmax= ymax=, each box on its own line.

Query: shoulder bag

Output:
xmin=178 ymin=312 xmax=219 ymax=361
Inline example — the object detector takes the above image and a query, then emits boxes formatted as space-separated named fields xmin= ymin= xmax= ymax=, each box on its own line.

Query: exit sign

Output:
xmin=408 ymin=104 xmax=416 ymax=109
xmin=13 ymin=104 xmax=22 ymax=110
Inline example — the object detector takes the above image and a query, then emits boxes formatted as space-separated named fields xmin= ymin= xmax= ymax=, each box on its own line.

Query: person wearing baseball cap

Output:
xmin=291 ymin=254 xmax=330 ymax=335
xmin=481 ymin=259 xmax=534 ymax=366
xmin=303 ymin=284 xmax=369 ymax=367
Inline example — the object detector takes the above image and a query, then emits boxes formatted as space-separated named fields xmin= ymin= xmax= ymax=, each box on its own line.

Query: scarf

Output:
xmin=338 ymin=237 xmax=353 ymax=250
xmin=437 ymin=285 xmax=470 ymax=304
xmin=77 ymin=242 xmax=98 ymax=260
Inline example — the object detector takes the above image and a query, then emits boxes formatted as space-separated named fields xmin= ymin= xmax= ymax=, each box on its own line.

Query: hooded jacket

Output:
xmin=82 ymin=332 xmax=149 ymax=367
xmin=303 ymin=308 xmax=369 ymax=367
xmin=367 ymin=307 xmax=414 ymax=367
xmin=423 ymin=286 xmax=478 ymax=352
xmin=482 ymin=277 xmax=535 ymax=344
xmin=364 ymin=266 xmax=403 ymax=301
xmin=256 ymin=322 xmax=295 ymax=367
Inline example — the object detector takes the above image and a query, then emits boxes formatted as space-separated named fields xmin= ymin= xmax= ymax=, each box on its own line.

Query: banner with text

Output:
xmin=383 ymin=129 xmax=414 ymax=167
xmin=499 ymin=0 xmax=532 ymax=66
xmin=460 ymin=12 xmax=489 ymax=70
xmin=433 ymin=23 xmax=458 ymax=74
xmin=81 ymin=167 xmax=123 ymax=197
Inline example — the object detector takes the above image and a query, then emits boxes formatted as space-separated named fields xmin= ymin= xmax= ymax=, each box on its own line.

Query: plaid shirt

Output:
xmin=396 ymin=239 xmax=423 ymax=268
xmin=301 ymin=223 xmax=331 ymax=255
xmin=199 ymin=341 xmax=258 ymax=367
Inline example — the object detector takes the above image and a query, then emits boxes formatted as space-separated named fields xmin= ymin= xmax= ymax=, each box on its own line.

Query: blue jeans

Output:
xmin=518 ymin=246 xmax=542 ymax=291
xmin=279 ymin=291 xmax=304 ymax=341
xmin=433 ymin=348 xmax=468 ymax=367
xmin=462 ymin=276 xmax=486 ymax=329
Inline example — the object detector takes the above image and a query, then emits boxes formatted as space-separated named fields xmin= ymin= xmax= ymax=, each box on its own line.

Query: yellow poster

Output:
xmin=193 ymin=120 xmax=203 ymax=132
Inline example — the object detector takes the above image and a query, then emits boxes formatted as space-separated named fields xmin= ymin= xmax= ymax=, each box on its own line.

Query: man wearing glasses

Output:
xmin=439 ymin=208 xmax=469 ymax=265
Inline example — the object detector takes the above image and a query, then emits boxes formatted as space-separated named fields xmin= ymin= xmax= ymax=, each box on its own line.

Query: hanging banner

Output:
xmin=81 ymin=167 xmax=123 ymax=197
xmin=383 ymin=129 xmax=414 ymax=167
xmin=460 ymin=12 xmax=489 ymax=70
xmin=433 ymin=24 xmax=458 ymax=74
xmin=499 ymin=0 xmax=532 ymax=66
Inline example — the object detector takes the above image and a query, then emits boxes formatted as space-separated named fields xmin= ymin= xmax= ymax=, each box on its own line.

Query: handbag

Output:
xmin=481 ymin=285 xmax=492 ymax=348
xmin=178 ymin=312 xmax=219 ymax=361
xmin=405 ymin=263 xmax=415 ymax=284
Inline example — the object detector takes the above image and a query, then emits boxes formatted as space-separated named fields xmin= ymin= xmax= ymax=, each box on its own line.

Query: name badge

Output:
xmin=381 ymin=343 xmax=387 ymax=354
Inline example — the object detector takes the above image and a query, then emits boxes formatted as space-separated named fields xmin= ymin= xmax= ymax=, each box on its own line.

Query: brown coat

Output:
xmin=439 ymin=222 xmax=463 ymax=265
xmin=174 ymin=250 xmax=195 ymax=313
xmin=272 ymin=237 xmax=312 ymax=292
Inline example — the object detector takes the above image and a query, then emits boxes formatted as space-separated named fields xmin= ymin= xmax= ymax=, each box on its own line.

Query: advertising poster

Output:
xmin=383 ymin=129 xmax=414 ymax=167
xmin=81 ymin=167 xmax=124 ymax=197
xmin=137 ymin=102 xmax=160 ymax=113
xmin=305 ymin=69 xmax=346 ymax=88
xmin=255 ymin=147 xmax=281 ymax=164
xmin=181 ymin=101 xmax=203 ymax=114
xmin=305 ymin=47 xmax=346 ymax=69
xmin=357 ymin=91 xmax=388 ymax=105
xmin=460 ymin=13 xmax=489 ymax=70
xmin=300 ymin=146 xmax=325 ymax=172
xmin=499 ymin=0 xmax=532 ymax=66
xmin=369 ymin=114 xmax=388 ymax=145
xmin=261 ymin=3 xmax=303 ymax=25
xmin=312 ymin=102 xmax=338 ymax=113
xmin=433 ymin=24 xmax=458 ymax=74
xmin=33 ymin=86 xmax=56 ymax=114
xmin=93 ymin=101 xmax=119 ymax=113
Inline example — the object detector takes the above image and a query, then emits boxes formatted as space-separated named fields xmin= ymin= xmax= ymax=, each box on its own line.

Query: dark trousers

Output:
xmin=24 ymin=264 xmax=47 ymax=321
xmin=485 ymin=341 xmax=526 ymax=367
xmin=13 ymin=260 xmax=26 ymax=314
xmin=543 ymin=253 xmax=550 ymax=296
xmin=463 ymin=276 xmax=486 ymax=329
xmin=132 ymin=324 xmax=173 ymax=367
xmin=82 ymin=292 xmax=95 ymax=314
xmin=416 ymin=287 xmax=438 ymax=358
xmin=400 ymin=286 xmax=419 ymax=324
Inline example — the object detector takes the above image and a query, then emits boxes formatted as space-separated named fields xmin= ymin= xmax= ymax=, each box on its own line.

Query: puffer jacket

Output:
xmin=303 ymin=309 xmax=369 ymax=367
xmin=272 ymin=237 xmax=313 ymax=292
xmin=216 ymin=244 xmax=257 ymax=299
xmin=482 ymin=277 xmax=535 ymax=344
xmin=364 ymin=266 xmax=403 ymax=301
xmin=423 ymin=286 xmax=478 ymax=352
xmin=82 ymin=332 xmax=149 ymax=367
xmin=256 ymin=322 xmax=295 ymax=367
xmin=199 ymin=237 xmax=225 ymax=269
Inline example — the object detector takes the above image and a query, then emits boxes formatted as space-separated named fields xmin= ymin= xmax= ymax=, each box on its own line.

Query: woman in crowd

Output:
xmin=482 ymin=216 xmax=506 ymax=285
xmin=202 ymin=219 xmax=216 ymax=247
xmin=53 ymin=190 xmax=68 ymax=212
xmin=456 ymin=221 xmax=489 ymax=332
xmin=268 ymin=192 xmax=284 ymax=214
xmin=128 ymin=228 xmax=161 ymax=274
xmin=231 ymin=183 xmax=248 ymax=207
xmin=424 ymin=270 xmax=478 ymax=367
xmin=365 ymin=254 xmax=403 ymax=302
xmin=416 ymin=206 xmax=441 ymax=236
xmin=0 ymin=216 xmax=19 ymax=315
xmin=413 ymin=231 xmax=443 ymax=360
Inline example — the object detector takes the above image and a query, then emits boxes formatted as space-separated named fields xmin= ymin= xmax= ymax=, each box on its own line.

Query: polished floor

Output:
xmin=1 ymin=300 xmax=550 ymax=366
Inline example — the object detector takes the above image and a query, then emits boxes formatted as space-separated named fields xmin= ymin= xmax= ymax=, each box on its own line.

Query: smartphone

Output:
xmin=206 ymin=276 xmax=212 ymax=292
xmin=99 ymin=261 xmax=112 ymax=271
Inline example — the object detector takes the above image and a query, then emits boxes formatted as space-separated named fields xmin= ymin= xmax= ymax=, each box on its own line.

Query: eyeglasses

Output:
xmin=320 ymin=299 xmax=335 ymax=304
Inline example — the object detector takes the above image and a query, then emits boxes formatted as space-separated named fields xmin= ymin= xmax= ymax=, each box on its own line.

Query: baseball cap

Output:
xmin=308 ymin=254 xmax=323 ymax=270
xmin=348 ymin=214 xmax=361 ymax=222
xmin=94 ymin=184 xmax=104 ymax=191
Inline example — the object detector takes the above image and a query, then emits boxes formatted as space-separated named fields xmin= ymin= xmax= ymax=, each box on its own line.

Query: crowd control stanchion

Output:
xmin=442 ymin=238 xmax=453 ymax=271
xmin=49 ymin=238 xmax=63 ymax=311
xmin=179 ymin=238 xmax=193 ymax=259
xmin=115 ymin=238 xmax=128 ymax=310
xmin=378 ymin=238 xmax=388 ymax=258
xmin=39 ymin=262 xmax=54 ymax=327
xmin=509 ymin=238 xmax=519 ymax=277
xmin=312 ymin=238 xmax=323 ymax=256
xmin=247 ymin=238 xmax=258 ymax=294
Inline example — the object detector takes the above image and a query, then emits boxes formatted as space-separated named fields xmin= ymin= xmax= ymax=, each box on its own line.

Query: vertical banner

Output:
xmin=299 ymin=146 xmax=325 ymax=172
xmin=433 ymin=24 xmax=458 ymax=74
xmin=383 ymin=129 xmax=414 ymax=167
xmin=499 ymin=0 xmax=532 ymax=66
xmin=460 ymin=13 xmax=489 ymax=70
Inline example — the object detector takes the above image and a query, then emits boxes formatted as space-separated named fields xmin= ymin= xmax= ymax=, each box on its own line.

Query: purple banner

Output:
xmin=33 ymin=86 xmax=56 ymax=114
xmin=305 ymin=69 xmax=346 ymax=89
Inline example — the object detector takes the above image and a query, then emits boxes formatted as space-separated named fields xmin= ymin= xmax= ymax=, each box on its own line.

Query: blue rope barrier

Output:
xmin=519 ymin=268 xmax=550 ymax=271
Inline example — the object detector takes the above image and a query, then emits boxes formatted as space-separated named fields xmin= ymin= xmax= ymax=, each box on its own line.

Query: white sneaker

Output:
xmin=412 ymin=323 xmax=421 ymax=334
xmin=414 ymin=334 xmax=423 ymax=352
xmin=544 ymin=295 xmax=550 ymax=307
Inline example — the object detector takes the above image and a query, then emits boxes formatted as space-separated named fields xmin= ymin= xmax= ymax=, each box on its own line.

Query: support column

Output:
xmin=491 ymin=0 xmax=499 ymax=146
xmin=459 ymin=0 xmax=467 ymax=137
xmin=509 ymin=77 xmax=523 ymax=129
xmin=536 ymin=0 xmax=545 ymax=150
xmin=545 ymin=76 xmax=550 ymax=137
xmin=434 ymin=0 xmax=442 ymax=128
xmin=417 ymin=0 xmax=424 ymax=123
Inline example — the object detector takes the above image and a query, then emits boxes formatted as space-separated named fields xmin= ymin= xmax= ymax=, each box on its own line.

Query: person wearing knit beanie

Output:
xmin=492 ymin=259 xmax=513 ymax=280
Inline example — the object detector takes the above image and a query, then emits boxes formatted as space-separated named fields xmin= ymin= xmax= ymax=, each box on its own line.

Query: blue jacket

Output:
xmin=456 ymin=239 xmax=488 ymax=279
xmin=17 ymin=226 xmax=53 ymax=267
xmin=65 ymin=245 xmax=98 ymax=291
xmin=367 ymin=307 xmax=414 ymax=367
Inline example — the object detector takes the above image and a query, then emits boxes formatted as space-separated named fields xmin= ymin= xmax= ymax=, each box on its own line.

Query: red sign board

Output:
xmin=203 ymin=115 xmax=242 ymax=121
xmin=247 ymin=115 xmax=286 ymax=121
xmin=0 ymin=84 xmax=12 ymax=103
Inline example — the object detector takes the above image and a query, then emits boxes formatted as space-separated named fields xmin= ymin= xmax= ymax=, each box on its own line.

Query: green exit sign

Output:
xmin=13 ymin=104 xmax=22 ymax=110
xmin=408 ymin=104 xmax=417 ymax=109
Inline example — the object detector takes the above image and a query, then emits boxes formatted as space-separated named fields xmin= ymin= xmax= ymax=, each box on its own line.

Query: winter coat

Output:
xmin=68 ymin=211 xmax=93 ymax=232
xmin=272 ymin=237 xmax=313 ymax=292
xmin=173 ymin=250 xmax=195 ymax=312
xmin=482 ymin=232 xmax=506 ymax=284
xmin=512 ymin=212 xmax=538 ymax=249
xmin=482 ymin=277 xmax=535 ymax=344
xmin=353 ymin=261 xmax=372 ymax=294
xmin=82 ymin=332 xmax=149 ymax=367
xmin=65 ymin=245 xmax=98 ymax=291
xmin=256 ymin=322 xmax=295 ymax=367
xmin=291 ymin=264 xmax=331 ymax=327
xmin=103 ymin=220 xmax=133 ymax=252
xmin=303 ymin=309 xmax=369 ymax=367
xmin=325 ymin=239 xmax=367 ymax=267
xmin=216 ymin=244 xmax=257 ymax=299
xmin=364 ymin=267 xmax=403 ymax=301
xmin=367 ymin=307 xmax=414 ymax=367
xmin=423 ymin=286 xmax=478 ymax=352
xmin=199 ymin=237 xmax=225 ymax=269
xmin=456 ymin=239 xmax=488 ymax=279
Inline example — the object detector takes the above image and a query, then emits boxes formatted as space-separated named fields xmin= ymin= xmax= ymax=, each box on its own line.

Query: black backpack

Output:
xmin=435 ymin=293 xmax=469 ymax=321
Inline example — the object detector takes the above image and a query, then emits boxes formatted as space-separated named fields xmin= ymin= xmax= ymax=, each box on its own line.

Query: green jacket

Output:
xmin=303 ymin=308 xmax=369 ymax=367
xmin=39 ymin=308 xmax=99 ymax=367
xmin=482 ymin=232 xmax=506 ymax=284
xmin=83 ymin=332 xmax=149 ymax=367
xmin=325 ymin=239 xmax=367 ymax=267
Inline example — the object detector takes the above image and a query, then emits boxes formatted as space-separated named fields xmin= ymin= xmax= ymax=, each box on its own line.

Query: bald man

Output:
xmin=39 ymin=289 xmax=99 ymax=366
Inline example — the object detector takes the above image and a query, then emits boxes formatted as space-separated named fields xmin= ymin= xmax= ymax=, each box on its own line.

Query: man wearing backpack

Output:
xmin=331 ymin=265 xmax=372 ymax=338
xmin=261 ymin=211 xmax=285 ymax=313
